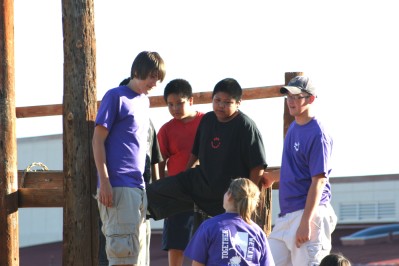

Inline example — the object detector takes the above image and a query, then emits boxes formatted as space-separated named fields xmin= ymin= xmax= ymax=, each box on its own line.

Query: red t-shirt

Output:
xmin=157 ymin=112 xmax=204 ymax=176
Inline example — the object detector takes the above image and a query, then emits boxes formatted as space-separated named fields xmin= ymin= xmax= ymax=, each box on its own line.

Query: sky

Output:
xmin=13 ymin=0 xmax=399 ymax=178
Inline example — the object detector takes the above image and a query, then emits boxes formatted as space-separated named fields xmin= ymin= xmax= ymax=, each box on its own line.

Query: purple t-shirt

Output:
xmin=279 ymin=117 xmax=333 ymax=216
xmin=95 ymin=85 xmax=149 ymax=189
xmin=184 ymin=212 xmax=275 ymax=266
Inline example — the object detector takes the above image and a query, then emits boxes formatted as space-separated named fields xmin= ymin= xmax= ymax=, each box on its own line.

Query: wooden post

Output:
xmin=61 ymin=0 xmax=98 ymax=265
xmin=0 ymin=0 xmax=19 ymax=264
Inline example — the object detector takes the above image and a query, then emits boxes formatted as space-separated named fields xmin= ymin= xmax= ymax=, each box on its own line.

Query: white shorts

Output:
xmin=268 ymin=204 xmax=337 ymax=266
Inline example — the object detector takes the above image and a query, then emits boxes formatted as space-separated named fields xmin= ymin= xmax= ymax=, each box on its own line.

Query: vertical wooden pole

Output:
xmin=257 ymin=183 xmax=273 ymax=236
xmin=0 ymin=0 xmax=19 ymax=265
xmin=61 ymin=0 xmax=98 ymax=265
xmin=265 ymin=187 xmax=272 ymax=235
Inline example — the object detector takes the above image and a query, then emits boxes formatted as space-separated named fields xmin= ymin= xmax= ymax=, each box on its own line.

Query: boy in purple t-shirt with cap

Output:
xmin=262 ymin=76 xmax=337 ymax=266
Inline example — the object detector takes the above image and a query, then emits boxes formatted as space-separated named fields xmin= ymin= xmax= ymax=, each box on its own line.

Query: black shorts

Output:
xmin=162 ymin=211 xmax=193 ymax=251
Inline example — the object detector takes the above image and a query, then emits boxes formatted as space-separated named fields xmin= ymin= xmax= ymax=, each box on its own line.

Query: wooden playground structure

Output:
xmin=1 ymin=0 xmax=300 ymax=265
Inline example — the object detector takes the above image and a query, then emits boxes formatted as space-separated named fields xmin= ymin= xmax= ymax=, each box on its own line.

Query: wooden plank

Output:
xmin=17 ymin=171 xmax=64 ymax=208
xmin=15 ymin=171 xmax=398 ymax=207
xmin=17 ymin=171 xmax=64 ymax=189
xmin=241 ymin=85 xmax=284 ymax=100
xmin=16 ymin=85 xmax=285 ymax=118
xmin=18 ymin=188 xmax=63 ymax=207
xmin=151 ymin=84 xmax=284 ymax=107
xmin=16 ymin=103 xmax=63 ymax=118
xmin=15 ymin=163 xmax=398 ymax=190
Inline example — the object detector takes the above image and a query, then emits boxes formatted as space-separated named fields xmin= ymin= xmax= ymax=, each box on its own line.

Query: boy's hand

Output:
xmin=260 ymin=172 xmax=274 ymax=188
xmin=295 ymin=220 xmax=311 ymax=248
xmin=99 ymin=180 xmax=113 ymax=207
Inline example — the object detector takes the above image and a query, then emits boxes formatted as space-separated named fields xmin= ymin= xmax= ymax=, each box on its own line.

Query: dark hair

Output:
xmin=212 ymin=78 xmax=242 ymax=101
xmin=119 ymin=77 xmax=130 ymax=86
xmin=131 ymin=51 xmax=166 ymax=82
xmin=228 ymin=178 xmax=260 ymax=224
xmin=163 ymin=79 xmax=193 ymax=102
xmin=319 ymin=253 xmax=351 ymax=266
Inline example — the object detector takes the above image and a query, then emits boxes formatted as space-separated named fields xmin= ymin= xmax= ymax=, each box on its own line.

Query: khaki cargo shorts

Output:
xmin=97 ymin=187 xmax=147 ymax=265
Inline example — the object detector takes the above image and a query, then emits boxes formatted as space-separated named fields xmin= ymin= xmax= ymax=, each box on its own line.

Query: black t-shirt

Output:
xmin=143 ymin=119 xmax=162 ymax=184
xmin=191 ymin=111 xmax=267 ymax=197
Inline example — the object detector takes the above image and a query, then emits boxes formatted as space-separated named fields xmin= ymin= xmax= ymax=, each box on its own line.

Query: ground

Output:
xmin=20 ymin=227 xmax=399 ymax=266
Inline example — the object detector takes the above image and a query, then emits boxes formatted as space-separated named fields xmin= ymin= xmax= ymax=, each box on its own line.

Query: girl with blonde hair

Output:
xmin=184 ymin=178 xmax=275 ymax=266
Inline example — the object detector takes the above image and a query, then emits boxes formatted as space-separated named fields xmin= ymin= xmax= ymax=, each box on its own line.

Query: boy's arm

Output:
xmin=192 ymin=261 xmax=205 ymax=266
xmin=261 ymin=169 xmax=280 ymax=188
xmin=295 ymin=173 xmax=326 ymax=248
xmin=92 ymin=125 xmax=113 ymax=207
xmin=186 ymin=154 xmax=199 ymax=169
xmin=158 ymin=160 xmax=166 ymax=178
xmin=249 ymin=165 xmax=266 ymax=187
xmin=151 ymin=163 xmax=160 ymax=182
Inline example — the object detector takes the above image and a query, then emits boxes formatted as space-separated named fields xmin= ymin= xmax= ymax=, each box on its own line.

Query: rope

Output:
xmin=21 ymin=162 xmax=49 ymax=188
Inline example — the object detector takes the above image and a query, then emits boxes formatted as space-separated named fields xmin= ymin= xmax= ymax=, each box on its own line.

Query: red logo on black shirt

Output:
xmin=211 ymin=137 xmax=221 ymax=149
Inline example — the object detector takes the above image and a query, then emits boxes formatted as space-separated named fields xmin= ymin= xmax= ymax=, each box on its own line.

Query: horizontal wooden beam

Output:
xmin=17 ymin=171 xmax=64 ymax=208
xmin=150 ymin=84 xmax=284 ymax=107
xmin=18 ymin=188 xmax=63 ymax=207
xmin=14 ymin=169 xmax=399 ymax=207
xmin=16 ymin=84 xmax=284 ymax=118
xmin=18 ymin=171 xmax=63 ymax=189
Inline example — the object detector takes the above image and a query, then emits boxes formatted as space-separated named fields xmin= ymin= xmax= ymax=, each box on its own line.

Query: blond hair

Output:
xmin=228 ymin=178 xmax=260 ymax=224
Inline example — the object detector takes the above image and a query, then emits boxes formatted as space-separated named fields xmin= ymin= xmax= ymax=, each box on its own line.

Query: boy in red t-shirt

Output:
xmin=157 ymin=79 xmax=204 ymax=266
